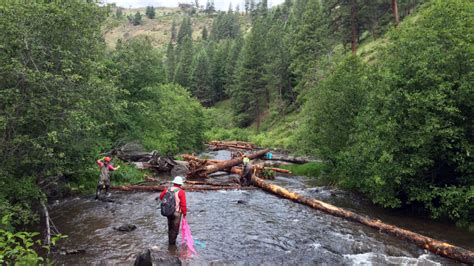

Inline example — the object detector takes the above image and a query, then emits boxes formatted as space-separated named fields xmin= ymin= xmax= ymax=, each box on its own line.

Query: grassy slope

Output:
xmin=103 ymin=7 xmax=250 ymax=50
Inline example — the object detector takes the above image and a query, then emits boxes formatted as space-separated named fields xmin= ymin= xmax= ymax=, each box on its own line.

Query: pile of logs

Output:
xmin=108 ymin=142 xmax=187 ymax=174
xmin=182 ymin=149 xmax=291 ymax=179
xmin=207 ymin=140 xmax=256 ymax=151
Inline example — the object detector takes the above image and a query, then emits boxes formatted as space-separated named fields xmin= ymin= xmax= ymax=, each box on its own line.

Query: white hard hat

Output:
xmin=172 ymin=176 xmax=184 ymax=185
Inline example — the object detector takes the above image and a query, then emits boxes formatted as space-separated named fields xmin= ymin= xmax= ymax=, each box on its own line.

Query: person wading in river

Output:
xmin=159 ymin=176 xmax=187 ymax=246
xmin=240 ymin=155 xmax=253 ymax=186
xmin=95 ymin=156 xmax=120 ymax=199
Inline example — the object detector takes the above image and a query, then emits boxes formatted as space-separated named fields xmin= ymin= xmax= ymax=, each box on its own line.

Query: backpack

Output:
xmin=160 ymin=188 xmax=178 ymax=217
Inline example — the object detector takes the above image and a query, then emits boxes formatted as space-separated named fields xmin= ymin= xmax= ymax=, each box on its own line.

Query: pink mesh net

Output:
xmin=181 ymin=217 xmax=197 ymax=255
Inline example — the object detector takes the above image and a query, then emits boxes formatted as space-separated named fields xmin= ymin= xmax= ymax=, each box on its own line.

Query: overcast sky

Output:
xmin=104 ymin=0 xmax=284 ymax=11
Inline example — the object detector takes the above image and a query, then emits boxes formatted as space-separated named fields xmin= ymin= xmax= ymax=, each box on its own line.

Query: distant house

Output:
xmin=178 ymin=3 xmax=194 ymax=11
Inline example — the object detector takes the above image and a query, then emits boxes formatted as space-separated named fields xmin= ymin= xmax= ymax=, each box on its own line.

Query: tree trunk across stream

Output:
xmin=49 ymin=150 xmax=473 ymax=265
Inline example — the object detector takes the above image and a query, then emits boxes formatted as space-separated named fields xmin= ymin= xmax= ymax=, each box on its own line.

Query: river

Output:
xmin=50 ymin=150 xmax=473 ymax=265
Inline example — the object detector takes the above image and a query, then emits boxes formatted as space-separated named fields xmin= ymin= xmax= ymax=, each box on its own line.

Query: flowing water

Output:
xmin=50 ymin=150 xmax=473 ymax=265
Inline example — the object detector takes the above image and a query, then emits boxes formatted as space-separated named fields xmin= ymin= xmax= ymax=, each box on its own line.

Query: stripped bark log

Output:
xmin=208 ymin=141 xmax=256 ymax=150
xmin=251 ymin=175 xmax=474 ymax=264
xmin=185 ymin=180 xmax=238 ymax=186
xmin=41 ymin=201 xmax=51 ymax=249
xmin=253 ymin=164 xmax=291 ymax=174
xmin=111 ymin=185 xmax=255 ymax=192
xmin=181 ymin=154 xmax=222 ymax=164
xmin=208 ymin=144 xmax=254 ymax=151
xmin=263 ymin=155 xmax=313 ymax=164
xmin=187 ymin=149 xmax=270 ymax=178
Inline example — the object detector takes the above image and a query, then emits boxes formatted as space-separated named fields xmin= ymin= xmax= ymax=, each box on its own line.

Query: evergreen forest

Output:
xmin=0 ymin=0 xmax=472 ymax=263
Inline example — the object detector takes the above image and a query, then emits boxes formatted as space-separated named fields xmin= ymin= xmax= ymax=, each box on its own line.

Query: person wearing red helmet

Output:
xmin=95 ymin=156 xmax=120 ymax=199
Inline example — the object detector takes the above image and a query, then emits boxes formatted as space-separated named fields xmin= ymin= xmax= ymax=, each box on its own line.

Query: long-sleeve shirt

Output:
xmin=96 ymin=160 xmax=118 ymax=171
xmin=160 ymin=185 xmax=187 ymax=216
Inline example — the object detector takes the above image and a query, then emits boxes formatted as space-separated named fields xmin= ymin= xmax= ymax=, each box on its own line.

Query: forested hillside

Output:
xmin=0 ymin=0 xmax=472 ymax=263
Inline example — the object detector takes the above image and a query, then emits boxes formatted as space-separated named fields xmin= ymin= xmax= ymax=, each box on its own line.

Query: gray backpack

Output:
xmin=160 ymin=188 xmax=178 ymax=217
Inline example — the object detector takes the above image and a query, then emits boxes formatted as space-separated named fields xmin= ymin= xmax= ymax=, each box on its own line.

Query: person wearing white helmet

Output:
xmin=159 ymin=175 xmax=187 ymax=246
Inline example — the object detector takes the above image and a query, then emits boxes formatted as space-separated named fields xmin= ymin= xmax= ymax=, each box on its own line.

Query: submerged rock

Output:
xmin=113 ymin=223 xmax=137 ymax=232
xmin=134 ymin=248 xmax=181 ymax=266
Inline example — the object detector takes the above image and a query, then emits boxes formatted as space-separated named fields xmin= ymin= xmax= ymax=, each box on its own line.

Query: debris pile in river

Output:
xmin=207 ymin=140 xmax=256 ymax=150
xmin=182 ymin=149 xmax=290 ymax=180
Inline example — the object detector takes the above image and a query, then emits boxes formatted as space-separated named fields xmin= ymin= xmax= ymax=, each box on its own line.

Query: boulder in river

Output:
xmin=113 ymin=223 xmax=137 ymax=232
xmin=134 ymin=248 xmax=181 ymax=266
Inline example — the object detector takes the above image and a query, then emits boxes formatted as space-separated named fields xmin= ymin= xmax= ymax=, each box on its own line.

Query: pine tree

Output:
xmin=166 ymin=42 xmax=176 ymax=82
xmin=174 ymin=36 xmax=193 ymax=88
xmin=230 ymin=19 xmax=267 ymax=129
xmin=325 ymin=0 xmax=364 ymax=54
xmin=191 ymin=49 xmax=213 ymax=105
xmin=132 ymin=11 xmax=142 ymax=25
xmin=205 ymin=0 xmax=215 ymax=14
xmin=145 ymin=6 xmax=156 ymax=19
xmin=264 ymin=12 xmax=294 ymax=104
xmin=211 ymin=41 xmax=231 ymax=101
xmin=202 ymin=26 xmax=208 ymax=40
xmin=225 ymin=36 xmax=244 ymax=94
xmin=116 ymin=7 xmax=123 ymax=19
xmin=171 ymin=19 xmax=177 ymax=42
xmin=177 ymin=17 xmax=193 ymax=45
xmin=290 ymin=0 xmax=331 ymax=79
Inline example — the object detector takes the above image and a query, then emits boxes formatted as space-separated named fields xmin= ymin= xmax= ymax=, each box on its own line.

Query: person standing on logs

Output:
xmin=240 ymin=155 xmax=253 ymax=186
xmin=95 ymin=156 xmax=120 ymax=199
xmin=159 ymin=176 xmax=187 ymax=246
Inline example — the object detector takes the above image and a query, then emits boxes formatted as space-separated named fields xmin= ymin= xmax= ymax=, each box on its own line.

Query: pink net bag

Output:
xmin=181 ymin=217 xmax=197 ymax=255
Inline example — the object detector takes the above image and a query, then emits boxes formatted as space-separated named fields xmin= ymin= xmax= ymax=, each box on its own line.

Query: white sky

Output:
xmin=103 ymin=0 xmax=284 ymax=11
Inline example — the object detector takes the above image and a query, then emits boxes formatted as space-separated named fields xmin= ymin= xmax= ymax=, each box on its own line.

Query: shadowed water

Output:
xmin=50 ymin=150 xmax=473 ymax=265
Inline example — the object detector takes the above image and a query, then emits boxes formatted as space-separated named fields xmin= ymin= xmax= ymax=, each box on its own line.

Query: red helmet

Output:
xmin=104 ymin=156 xmax=111 ymax=162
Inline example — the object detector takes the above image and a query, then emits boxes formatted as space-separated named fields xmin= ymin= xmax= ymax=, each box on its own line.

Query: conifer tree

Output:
xmin=166 ymin=42 xmax=176 ymax=82
xmin=225 ymin=36 xmax=244 ymax=93
xmin=191 ymin=50 xmax=213 ymax=105
xmin=177 ymin=17 xmax=193 ymax=45
xmin=202 ymin=26 xmax=208 ymax=40
xmin=131 ymin=11 xmax=142 ymax=25
xmin=174 ymin=36 xmax=193 ymax=88
xmin=290 ymin=0 xmax=331 ymax=79
xmin=171 ymin=19 xmax=177 ymax=42
xmin=145 ymin=6 xmax=156 ymax=19
xmin=211 ymin=41 xmax=231 ymax=101
xmin=264 ymin=12 xmax=294 ymax=104
xmin=230 ymin=19 xmax=267 ymax=129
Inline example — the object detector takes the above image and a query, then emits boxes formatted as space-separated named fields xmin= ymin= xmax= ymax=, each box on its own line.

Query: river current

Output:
xmin=50 ymin=150 xmax=473 ymax=265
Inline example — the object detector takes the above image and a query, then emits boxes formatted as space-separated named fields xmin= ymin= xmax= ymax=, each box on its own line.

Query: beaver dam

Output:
xmin=49 ymin=145 xmax=474 ymax=265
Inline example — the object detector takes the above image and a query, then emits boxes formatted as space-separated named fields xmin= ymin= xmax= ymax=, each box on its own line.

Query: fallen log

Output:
xmin=185 ymin=180 xmax=238 ymax=186
xmin=250 ymin=175 xmax=474 ymax=264
xmin=208 ymin=144 xmax=255 ymax=151
xmin=187 ymin=149 xmax=270 ymax=178
xmin=111 ymin=185 xmax=255 ymax=192
xmin=208 ymin=141 xmax=256 ymax=150
xmin=253 ymin=164 xmax=291 ymax=174
xmin=181 ymin=154 xmax=222 ymax=164
xmin=209 ymin=140 xmax=255 ymax=146
xmin=263 ymin=155 xmax=314 ymax=164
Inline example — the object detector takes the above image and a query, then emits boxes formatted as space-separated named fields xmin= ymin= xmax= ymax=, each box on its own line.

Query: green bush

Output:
xmin=112 ymin=163 xmax=149 ymax=185
xmin=279 ymin=162 xmax=327 ymax=178
xmin=136 ymin=84 xmax=206 ymax=154
xmin=336 ymin=0 xmax=473 ymax=227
